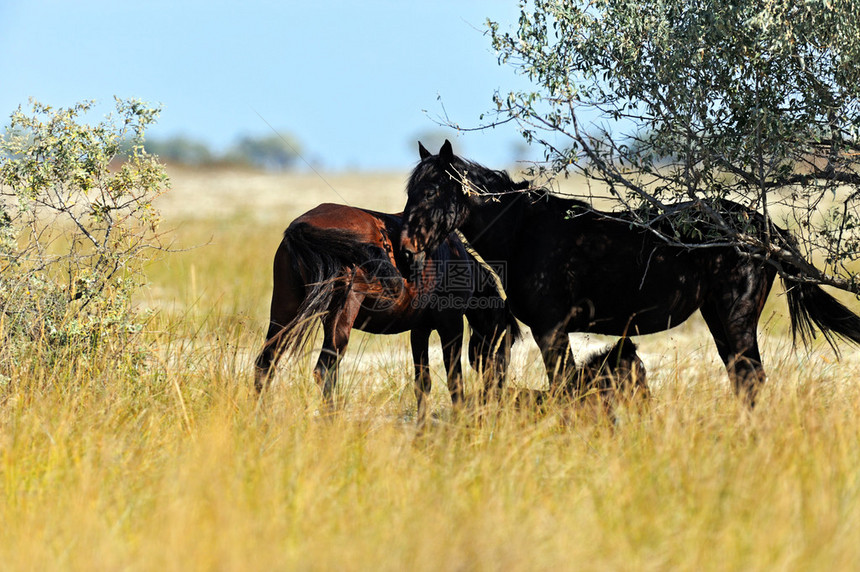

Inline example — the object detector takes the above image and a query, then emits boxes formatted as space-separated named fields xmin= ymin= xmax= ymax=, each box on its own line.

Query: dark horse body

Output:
xmin=254 ymin=202 xmax=517 ymax=421
xmin=400 ymin=141 xmax=860 ymax=405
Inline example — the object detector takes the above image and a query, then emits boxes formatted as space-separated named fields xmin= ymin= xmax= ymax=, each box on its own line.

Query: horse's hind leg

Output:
xmin=254 ymin=245 xmax=304 ymax=393
xmin=700 ymin=270 xmax=773 ymax=406
xmin=314 ymin=289 xmax=362 ymax=401
xmin=255 ymin=325 xmax=290 ymax=394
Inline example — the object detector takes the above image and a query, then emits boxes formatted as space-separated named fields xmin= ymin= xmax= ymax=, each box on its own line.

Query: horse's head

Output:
xmin=400 ymin=140 xmax=474 ymax=269
xmin=400 ymin=140 xmax=531 ymax=271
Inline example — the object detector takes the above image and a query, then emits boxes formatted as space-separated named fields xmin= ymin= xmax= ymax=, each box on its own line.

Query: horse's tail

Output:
xmin=775 ymin=230 xmax=860 ymax=352
xmin=783 ymin=279 xmax=860 ymax=352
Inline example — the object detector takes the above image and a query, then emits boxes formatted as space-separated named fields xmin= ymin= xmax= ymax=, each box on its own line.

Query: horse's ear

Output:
xmin=418 ymin=141 xmax=431 ymax=160
xmin=439 ymin=139 xmax=454 ymax=161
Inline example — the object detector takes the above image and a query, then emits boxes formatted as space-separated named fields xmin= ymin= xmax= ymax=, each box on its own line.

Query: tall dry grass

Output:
xmin=1 ymin=168 xmax=859 ymax=570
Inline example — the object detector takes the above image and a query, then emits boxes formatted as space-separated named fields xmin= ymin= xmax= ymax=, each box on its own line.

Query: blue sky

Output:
xmin=0 ymin=1 xmax=536 ymax=170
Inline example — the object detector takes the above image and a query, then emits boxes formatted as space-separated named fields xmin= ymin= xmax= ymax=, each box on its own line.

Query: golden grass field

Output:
xmin=3 ymin=166 xmax=860 ymax=570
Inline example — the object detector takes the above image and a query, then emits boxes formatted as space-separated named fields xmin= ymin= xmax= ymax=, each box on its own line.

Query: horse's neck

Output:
xmin=460 ymin=194 xmax=525 ymax=262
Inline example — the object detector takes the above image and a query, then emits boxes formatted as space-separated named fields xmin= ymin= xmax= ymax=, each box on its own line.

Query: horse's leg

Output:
xmin=535 ymin=327 xmax=576 ymax=395
xmin=700 ymin=269 xmax=773 ymax=406
xmin=410 ymin=328 xmax=433 ymax=426
xmin=700 ymin=303 xmax=765 ymax=406
xmin=438 ymin=320 xmax=465 ymax=409
xmin=313 ymin=288 xmax=362 ymax=402
xmin=255 ymin=322 xmax=295 ymax=394
xmin=470 ymin=327 xmax=510 ymax=403
xmin=254 ymin=245 xmax=304 ymax=393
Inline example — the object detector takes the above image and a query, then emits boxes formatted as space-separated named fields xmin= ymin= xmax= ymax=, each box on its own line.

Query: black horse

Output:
xmin=253 ymin=203 xmax=519 ymax=423
xmin=399 ymin=141 xmax=860 ymax=405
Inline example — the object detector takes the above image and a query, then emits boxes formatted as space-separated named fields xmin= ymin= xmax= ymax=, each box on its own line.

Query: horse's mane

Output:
xmin=409 ymin=152 xmax=594 ymax=215
xmin=456 ymin=157 xmax=595 ymax=213
xmin=409 ymin=155 xmax=528 ymax=196
xmin=458 ymin=157 xmax=529 ymax=196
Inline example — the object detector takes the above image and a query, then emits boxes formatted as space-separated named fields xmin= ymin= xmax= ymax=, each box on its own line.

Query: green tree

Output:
xmin=0 ymin=98 xmax=168 ymax=366
xmin=488 ymin=0 xmax=860 ymax=294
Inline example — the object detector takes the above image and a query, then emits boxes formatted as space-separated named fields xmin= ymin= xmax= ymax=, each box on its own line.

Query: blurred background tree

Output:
xmin=145 ymin=135 xmax=213 ymax=166
xmin=144 ymin=132 xmax=302 ymax=171
xmin=225 ymin=133 xmax=302 ymax=171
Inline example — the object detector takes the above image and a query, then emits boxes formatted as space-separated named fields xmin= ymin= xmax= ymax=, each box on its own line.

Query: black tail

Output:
xmin=271 ymin=222 xmax=400 ymax=358
xmin=784 ymin=279 xmax=860 ymax=353
xmin=774 ymin=228 xmax=860 ymax=353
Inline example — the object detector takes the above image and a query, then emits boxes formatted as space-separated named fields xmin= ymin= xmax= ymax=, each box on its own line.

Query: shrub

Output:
xmin=0 ymin=98 xmax=168 ymax=371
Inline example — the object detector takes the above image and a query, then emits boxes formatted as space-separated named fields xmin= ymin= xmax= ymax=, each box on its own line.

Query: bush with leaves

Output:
xmin=0 ymin=98 xmax=168 ymax=368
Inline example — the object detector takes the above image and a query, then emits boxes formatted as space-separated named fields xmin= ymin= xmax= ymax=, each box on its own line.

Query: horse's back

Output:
xmin=290 ymin=203 xmax=401 ymax=246
xmin=512 ymin=201 xmax=721 ymax=335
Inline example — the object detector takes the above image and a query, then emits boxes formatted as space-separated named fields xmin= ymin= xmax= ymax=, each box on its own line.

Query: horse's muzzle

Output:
xmin=400 ymin=231 xmax=427 ymax=274
xmin=402 ymin=249 xmax=426 ymax=275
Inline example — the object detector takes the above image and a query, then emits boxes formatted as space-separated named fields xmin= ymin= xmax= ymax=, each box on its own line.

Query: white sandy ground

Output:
xmin=155 ymin=165 xmax=619 ymax=224
xmin=156 ymin=167 xmax=412 ymax=223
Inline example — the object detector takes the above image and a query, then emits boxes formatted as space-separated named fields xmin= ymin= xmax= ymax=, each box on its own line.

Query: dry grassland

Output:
xmin=1 ymin=166 xmax=859 ymax=570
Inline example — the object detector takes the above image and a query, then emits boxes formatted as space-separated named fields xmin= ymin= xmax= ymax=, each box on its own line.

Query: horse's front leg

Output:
xmin=467 ymin=327 xmax=510 ymax=404
xmin=438 ymin=321 xmax=465 ymax=409
xmin=410 ymin=328 xmax=433 ymax=426
xmin=535 ymin=328 xmax=577 ymax=395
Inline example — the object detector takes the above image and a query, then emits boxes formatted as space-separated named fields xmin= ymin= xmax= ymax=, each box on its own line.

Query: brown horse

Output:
xmin=253 ymin=203 xmax=519 ymax=423
xmin=400 ymin=141 xmax=860 ymax=406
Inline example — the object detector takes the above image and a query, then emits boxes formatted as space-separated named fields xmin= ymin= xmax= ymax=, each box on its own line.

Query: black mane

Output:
xmin=408 ymin=154 xmax=531 ymax=198
xmin=458 ymin=157 xmax=530 ymax=196
xmin=424 ymin=154 xmax=598 ymax=217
